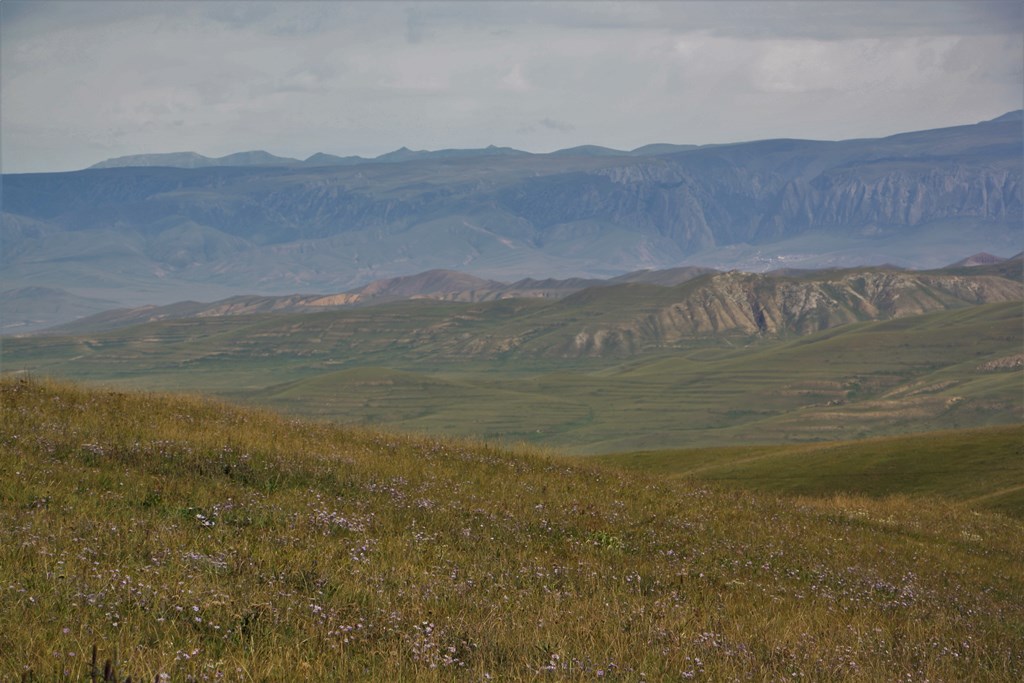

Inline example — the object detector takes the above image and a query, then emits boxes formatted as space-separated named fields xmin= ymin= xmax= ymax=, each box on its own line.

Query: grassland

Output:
xmin=2 ymin=377 xmax=1024 ymax=680
xmin=597 ymin=425 xmax=1024 ymax=518
xmin=3 ymin=301 xmax=1020 ymax=452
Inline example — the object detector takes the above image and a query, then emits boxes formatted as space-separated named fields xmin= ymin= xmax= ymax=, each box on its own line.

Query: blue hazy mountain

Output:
xmin=3 ymin=112 xmax=1020 ymax=330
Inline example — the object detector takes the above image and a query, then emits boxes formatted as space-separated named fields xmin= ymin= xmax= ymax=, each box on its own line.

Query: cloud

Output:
xmin=500 ymin=65 xmax=531 ymax=92
xmin=539 ymin=118 xmax=576 ymax=133
xmin=748 ymin=37 xmax=962 ymax=94
xmin=1 ymin=1 xmax=1021 ymax=172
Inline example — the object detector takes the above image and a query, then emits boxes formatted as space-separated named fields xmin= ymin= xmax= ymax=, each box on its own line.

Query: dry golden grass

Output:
xmin=2 ymin=378 xmax=1022 ymax=680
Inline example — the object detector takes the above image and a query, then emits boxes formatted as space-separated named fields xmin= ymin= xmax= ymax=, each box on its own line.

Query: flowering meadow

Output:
xmin=2 ymin=378 xmax=1022 ymax=680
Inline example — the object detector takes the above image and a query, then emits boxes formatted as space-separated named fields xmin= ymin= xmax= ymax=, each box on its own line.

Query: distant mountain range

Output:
xmin=2 ymin=112 xmax=1021 ymax=331
xmin=87 ymin=143 xmax=701 ymax=170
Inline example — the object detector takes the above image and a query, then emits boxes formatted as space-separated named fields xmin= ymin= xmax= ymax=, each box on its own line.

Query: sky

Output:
xmin=1 ymin=0 xmax=1022 ymax=174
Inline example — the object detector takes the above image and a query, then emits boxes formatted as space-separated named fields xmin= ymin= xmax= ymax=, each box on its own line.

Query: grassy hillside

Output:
xmin=2 ymin=378 xmax=1023 ymax=680
xmin=4 ymin=302 xmax=1020 ymax=452
xmin=598 ymin=425 xmax=1024 ymax=518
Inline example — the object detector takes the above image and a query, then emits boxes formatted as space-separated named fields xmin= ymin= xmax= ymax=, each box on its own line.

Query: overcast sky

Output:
xmin=2 ymin=0 xmax=1021 ymax=173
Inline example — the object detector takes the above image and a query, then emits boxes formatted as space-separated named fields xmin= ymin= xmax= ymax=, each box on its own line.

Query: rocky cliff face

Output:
xmin=783 ymin=167 xmax=1021 ymax=230
xmin=499 ymin=158 xmax=1021 ymax=251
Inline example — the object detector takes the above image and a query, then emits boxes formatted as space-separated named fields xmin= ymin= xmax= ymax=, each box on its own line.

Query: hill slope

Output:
xmin=28 ymin=265 xmax=720 ymax=335
xmin=32 ymin=259 xmax=1023 ymax=342
xmin=2 ymin=378 xmax=1022 ymax=680
xmin=598 ymin=425 xmax=1024 ymax=518
xmin=3 ymin=298 xmax=1020 ymax=452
